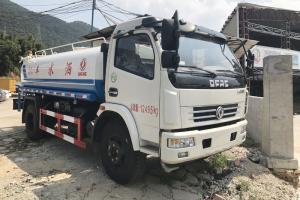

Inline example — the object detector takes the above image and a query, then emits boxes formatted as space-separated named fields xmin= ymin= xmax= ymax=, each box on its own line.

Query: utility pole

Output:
xmin=90 ymin=0 xmax=96 ymax=33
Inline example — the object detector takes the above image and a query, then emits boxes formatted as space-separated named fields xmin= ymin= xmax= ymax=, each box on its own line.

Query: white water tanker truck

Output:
xmin=13 ymin=12 xmax=249 ymax=184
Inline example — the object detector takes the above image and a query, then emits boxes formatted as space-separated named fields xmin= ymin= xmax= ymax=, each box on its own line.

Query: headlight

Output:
xmin=167 ymin=137 xmax=195 ymax=148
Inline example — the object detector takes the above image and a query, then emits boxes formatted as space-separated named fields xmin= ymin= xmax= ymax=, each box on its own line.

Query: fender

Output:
xmin=97 ymin=103 xmax=140 ymax=151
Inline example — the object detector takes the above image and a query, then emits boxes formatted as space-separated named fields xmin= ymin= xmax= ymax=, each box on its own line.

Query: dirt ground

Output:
xmin=293 ymin=116 xmax=300 ymax=162
xmin=0 ymin=99 xmax=299 ymax=200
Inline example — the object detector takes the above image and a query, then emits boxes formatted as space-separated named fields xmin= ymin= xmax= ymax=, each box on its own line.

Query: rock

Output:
xmin=215 ymin=168 xmax=223 ymax=175
xmin=212 ymin=194 xmax=225 ymax=200
xmin=234 ymin=159 xmax=241 ymax=167
xmin=75 ymin=186 xmax=81 ymax=191
xmin=0 ymin=146 xmax=6 ymax=150
xmin=247 ymin=154 xmax=260 ymax=163
xmin=14 ymin=157 xmax=28 ymax=163
xmin=247 ymin=148 xmax=262 ymax=164
xmin=197 ymin=173 xmax=214 ymax=183
xmin=79 ymin=169 xmax=93 ymax=174
xmin=3 ymin=138 xmax=15 ymax=142
xmin=294 ymin=170 xmax=300 ymax=175
xmin=226 ymin=159 xmax=235 ymax=168
xmin=249 ymin=173 xmax=256 ymax=179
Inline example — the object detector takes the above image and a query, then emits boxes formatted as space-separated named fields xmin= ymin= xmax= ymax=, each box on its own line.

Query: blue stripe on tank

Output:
xmin=23 ymin=78 xmax=95 ymax=84
xmin=22 ymin=79 xmax=105 ymax=102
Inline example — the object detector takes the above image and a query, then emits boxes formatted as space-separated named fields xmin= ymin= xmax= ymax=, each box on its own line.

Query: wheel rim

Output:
xmin=26 ymin=113 xmax=34 ymax=131
xmin=107 ymin=137 xmax=125 ymax=166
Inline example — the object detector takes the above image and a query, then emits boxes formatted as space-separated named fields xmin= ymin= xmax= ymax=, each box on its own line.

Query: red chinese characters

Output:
xmin=130 ymin=103 xmax=159 ymax=117
xmin=48 ymin=63 xmax=54 ymax=76
xmin=65 ymin=62 xmax=72 ymax=76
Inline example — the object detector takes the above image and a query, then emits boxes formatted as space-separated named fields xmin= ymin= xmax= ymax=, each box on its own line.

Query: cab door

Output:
xmin=106 ymin=31 xmax=160 ymax=144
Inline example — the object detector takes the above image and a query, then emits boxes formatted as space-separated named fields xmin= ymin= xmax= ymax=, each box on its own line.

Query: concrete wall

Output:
xmin=246 ymin=96 xmax=263 ymax=144
xmin=246 ymin=55 xmax=298 ymax=169
xmin=262 ymin=55 xmax=294 ymax=159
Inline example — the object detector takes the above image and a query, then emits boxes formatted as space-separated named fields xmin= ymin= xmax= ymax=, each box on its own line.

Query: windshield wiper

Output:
xmin=216 ymin=69 xmax=244 ymax=77
xmin=178 ymin=65 xmax=217 ymax=77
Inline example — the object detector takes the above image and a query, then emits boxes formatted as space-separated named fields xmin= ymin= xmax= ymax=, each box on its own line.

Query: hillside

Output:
xmin=0 ymin=0 xmax=97 ymax=48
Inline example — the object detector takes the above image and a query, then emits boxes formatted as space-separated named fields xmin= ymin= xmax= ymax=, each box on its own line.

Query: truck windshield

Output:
xmin=178 ymin=36 xmax=243 ymax=76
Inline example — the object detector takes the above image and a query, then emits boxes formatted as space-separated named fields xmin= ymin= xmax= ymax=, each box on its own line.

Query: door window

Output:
xmin=115 ymin=34 xmax=155 ymax=79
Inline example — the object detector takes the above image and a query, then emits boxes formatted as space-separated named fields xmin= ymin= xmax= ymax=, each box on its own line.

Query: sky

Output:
xmin=11 ymin=0 xmax=300 ymax=31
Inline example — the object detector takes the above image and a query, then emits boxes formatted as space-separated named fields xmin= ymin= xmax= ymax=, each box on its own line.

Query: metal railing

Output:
xmin=35 ymin=37 xmax=106 ymax=57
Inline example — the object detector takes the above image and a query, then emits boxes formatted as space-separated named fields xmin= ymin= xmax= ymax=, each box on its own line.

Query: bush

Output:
xmin=210 ymin=153 xmax=228 ymax=169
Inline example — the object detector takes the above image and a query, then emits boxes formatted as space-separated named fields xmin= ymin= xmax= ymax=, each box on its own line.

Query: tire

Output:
xmin=24 ymin=103 xmax=43 ymax=140
xmin=100 ymin=120 xmax=146 ymax=184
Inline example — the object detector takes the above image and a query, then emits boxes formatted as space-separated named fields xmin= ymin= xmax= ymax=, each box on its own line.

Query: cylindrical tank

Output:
xmin=21 ymin=47 xmax=104 ymax=101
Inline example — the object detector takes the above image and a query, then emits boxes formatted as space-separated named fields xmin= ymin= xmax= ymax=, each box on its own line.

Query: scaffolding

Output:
xmin=223 ymin=3 xmax=300 ymax=51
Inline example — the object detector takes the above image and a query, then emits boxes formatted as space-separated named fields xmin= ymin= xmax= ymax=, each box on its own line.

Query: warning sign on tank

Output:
xmin=78 ymin=58 xmax=87 ymax=76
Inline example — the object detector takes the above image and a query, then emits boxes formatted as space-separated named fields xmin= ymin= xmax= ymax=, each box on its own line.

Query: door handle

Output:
xmin=108 ymin=87 xmax=118 ymax=97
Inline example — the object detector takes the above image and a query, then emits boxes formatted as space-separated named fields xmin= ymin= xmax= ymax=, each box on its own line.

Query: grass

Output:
xmin=209 ymin=153 xmax=228 ymax=170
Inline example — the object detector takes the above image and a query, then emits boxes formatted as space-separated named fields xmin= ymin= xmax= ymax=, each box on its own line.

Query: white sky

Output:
xmin=11 ymin=0 xmax=300 ymax=31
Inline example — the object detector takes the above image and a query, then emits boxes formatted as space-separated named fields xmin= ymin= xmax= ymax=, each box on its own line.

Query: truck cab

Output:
xmin=15 ymin=13 xmax=248 ymax=184
xmin=102 ymin=15 xmax=247 ymax=158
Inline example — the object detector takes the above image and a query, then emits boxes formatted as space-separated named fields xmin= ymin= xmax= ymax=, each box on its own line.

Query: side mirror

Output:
xmin=161 ymin=10 xmax=180 ymax=51
xmin=161 ymin=51 xmax=180 ymax=68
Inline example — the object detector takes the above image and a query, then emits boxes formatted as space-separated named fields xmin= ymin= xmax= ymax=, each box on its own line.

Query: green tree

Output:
xmin=0 ymin=34 xmax=41 ymax=76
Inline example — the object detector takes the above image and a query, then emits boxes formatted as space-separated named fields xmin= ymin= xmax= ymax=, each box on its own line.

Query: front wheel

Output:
xmin=100 ymin=120 xmax=145 ymax=184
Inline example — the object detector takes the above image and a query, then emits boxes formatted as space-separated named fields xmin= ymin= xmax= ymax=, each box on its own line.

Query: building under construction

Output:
xmin=222 ymin=3 xmax=300 ymax=50
xmin=222 ymin=3 xmax=300 ymax=108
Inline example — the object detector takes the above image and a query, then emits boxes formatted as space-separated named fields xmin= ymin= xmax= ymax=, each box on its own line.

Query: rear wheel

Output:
xmin=24 ymin=104 xmax=43 ymax=140
xmin=100 ymin=120 xmax=145 ymax=184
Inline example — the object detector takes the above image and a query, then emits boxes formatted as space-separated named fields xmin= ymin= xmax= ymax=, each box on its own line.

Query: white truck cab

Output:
xmin=15 ymin=12 xmax=249 ymax=184
xmin=103 ymin=14 xmax=247 ymax=163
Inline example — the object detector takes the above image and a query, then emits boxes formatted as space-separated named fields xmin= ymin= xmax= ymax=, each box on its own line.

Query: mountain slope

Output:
xmin=0 ymin=0 xmax=97 ymax=48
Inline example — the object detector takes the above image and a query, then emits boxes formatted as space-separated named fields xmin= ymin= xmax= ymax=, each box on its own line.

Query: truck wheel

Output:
xmin=100 ymin=120 xmax=145 ymax=184
xmin=24 ymin=104 xmax=43 ymax=140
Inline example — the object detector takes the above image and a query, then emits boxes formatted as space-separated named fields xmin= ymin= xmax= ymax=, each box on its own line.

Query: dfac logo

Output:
xmin=216 ymin=106 xmax=224 ymax=120
xmin=78 ymin=58 xmax=87 ymax=76
xmin=209 ymin=80 xmax=229 ymax=88
xmin=65 ymin=62 xmax=72 ymax=76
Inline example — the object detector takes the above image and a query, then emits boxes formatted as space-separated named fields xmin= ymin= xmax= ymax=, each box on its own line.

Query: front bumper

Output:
xmin=160 ymin=120 xmax=247 ymax=164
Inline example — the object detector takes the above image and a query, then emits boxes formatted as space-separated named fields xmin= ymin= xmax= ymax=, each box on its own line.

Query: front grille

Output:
xmin=192 ymin=104 xmax=238 ymax=122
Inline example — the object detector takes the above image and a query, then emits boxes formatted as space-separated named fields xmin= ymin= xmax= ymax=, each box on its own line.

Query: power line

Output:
xmin=38 ymin=0 xmax=91 ymax=15
xmin=20 ymin=3 xmax=73 ymax=7
xmin=0 ymin=0 xmax=92 ymax=21
xmin=97 ymin=0 xmax=140 ymax=16
xmin=96 ymin=7 xmax=112 ymax=26
xmin=98 ymin=8 xmax=124 ymax=22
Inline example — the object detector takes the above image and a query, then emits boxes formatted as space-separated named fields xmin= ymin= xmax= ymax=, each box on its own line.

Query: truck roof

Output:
xmin=82 ymin=15 xmax=227 ymax=41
